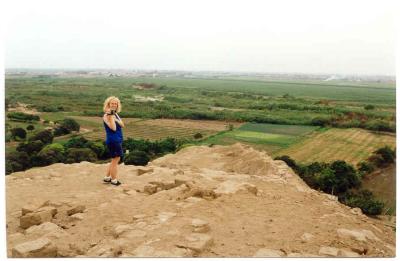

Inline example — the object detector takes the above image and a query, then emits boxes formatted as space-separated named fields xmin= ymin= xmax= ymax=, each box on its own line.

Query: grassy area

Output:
xmin=276 ymin=128 xmax=396 ymax=165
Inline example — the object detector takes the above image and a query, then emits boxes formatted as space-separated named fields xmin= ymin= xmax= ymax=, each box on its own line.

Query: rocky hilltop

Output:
xmin=6 ymin=143 xmax=396 ymax=257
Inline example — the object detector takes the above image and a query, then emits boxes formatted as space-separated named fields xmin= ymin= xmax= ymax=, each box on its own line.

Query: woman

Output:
xmin=103 ymin=96 xmax=125 ymax=186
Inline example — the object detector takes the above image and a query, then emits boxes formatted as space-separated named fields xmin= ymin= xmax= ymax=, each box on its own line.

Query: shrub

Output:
xmin=374 ymin=146 xmax=395 ymax=165
xmin=7 ymin=112 xmax=40 ymax=122
xmin=53 ymin=126 xmax=70 ymax=136
xmin=16 ymin=140 xmax=45 ymax=154
xmin=29 ymin=129 xmax=53 ymax=144
xmin=86 ymin=141 xmax=106 ymax=158
xmin=123 ymin=150 xmax=150 ymax=166
xmin=274 ymin=155 xmax=298 ymax=171
xmin=364 ymin=104 xmax=375 ymax=110
xmin=35 ymin=146 xmax=66 ymax=166
xmin=311 ymin=117 xmax=331 ymax=127
xmin=194 ymin=132 xmax=203 ymax=139
xmin=64 ymin=136 xmax=89 ymax=149
xmin=65 ymin=148 xmax=97 ymax=163
xmin=6 ymin=151 xmax=31 ymax=170
xmin=329 ymin=160 xmax=361 ymax=193
xmin=10 ymin=128 xmax=27 ymax=140
xmin=26 ymin=125 xmax=35 ymax=131
xmin=357 ymin=161 xmax=375 ymax=175
xmin=340 ymin=190 xmax=384 ymax=215
xmin=55 ymin=118 xmax=80 ymax=132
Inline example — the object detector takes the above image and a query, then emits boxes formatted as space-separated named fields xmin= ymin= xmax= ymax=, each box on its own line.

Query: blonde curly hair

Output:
xmin=103 ymin=96 xmax=122 ymax=113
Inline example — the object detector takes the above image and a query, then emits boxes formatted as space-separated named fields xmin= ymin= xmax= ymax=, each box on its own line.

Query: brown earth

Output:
xmin=5 ymin=143 xmax=396 ymax=257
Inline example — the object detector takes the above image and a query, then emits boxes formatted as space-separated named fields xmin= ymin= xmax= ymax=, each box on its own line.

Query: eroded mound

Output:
xmin=6 ymin=143 xmax=396 ymax=257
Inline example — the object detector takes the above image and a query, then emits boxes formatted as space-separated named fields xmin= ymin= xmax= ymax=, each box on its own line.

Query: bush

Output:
xmin=123 ymin=150 xmax=150 ymax=166
xmin=16 ymin=140 xmax=45 ymax=154
xmin=55 ymin=118 xmax=80 ymax=132
xmin=365 ymin=120 xmax=394 ymax=132
xmin=340 ymin=190 xmax=384 ymax=215
xmin=53 ymin=126 xmax=70 ymax=136
xmin=64 ymin=136 xmax=89 ymax=149
xmin=6 ymin=151 xmax=31 ymax=171
xmin=329 ymin=160 xmax=361 ymax=194
xmin=10 ymin=128 xmax=27 ymax=140
xmin=29 ymin=129 xmax=54 ymax=144
xmin=26 ymin=125 xmax=35 ymax=131
xmin=274 ymin=155 xmax=298 ymax=171
xmin=7 ymin=112 xmax=40 ymax=122
xmin=374 ymin=146 xmax=395 ymax=165
xmin=45 ymin=143 xmax=65 ymax=154
xmin=35 ymin=146 xmax=66 ymax=166
xmin=311 ymin=117 xmax=331 ymax=127
xmin=357 ymin=161 xmax=375 ymax=175
xmin=86 ymin=141 xmax=106 ymax=158
xmin=364 ymin=104 xmax=375 ymax=110
xmin=6 ymin=160 xmax=23 ymax=174
xmin=65 ymin=148 xmax=97 ymax=163
xmin=193 ymin=132 xmax=203 ymax=139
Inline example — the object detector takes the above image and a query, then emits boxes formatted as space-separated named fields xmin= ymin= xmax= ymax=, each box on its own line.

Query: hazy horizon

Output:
xmin=5 ymin=0 xmax=396 ymax=76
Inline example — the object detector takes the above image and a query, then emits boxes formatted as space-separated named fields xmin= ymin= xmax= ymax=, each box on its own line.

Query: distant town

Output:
xmin=5 ymin=68 xmax=395 ymax=83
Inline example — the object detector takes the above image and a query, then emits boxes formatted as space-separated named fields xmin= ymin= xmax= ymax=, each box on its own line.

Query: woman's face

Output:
xmin=109 ymin=100 xmax=119 ymax=110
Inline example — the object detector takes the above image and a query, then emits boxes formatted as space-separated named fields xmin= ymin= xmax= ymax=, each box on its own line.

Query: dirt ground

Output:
xmin=5 ymin=143 xmax=396 ymax=257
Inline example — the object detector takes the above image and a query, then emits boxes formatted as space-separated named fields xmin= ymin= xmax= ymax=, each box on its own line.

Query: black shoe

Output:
xmin=111 ymin=180 xmax=121 ymax=186
xmin=103 ymin=178 xmax=111 ymax=183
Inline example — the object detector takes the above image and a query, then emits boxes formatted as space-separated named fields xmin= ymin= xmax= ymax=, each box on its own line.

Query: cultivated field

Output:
xmin=275 ymin=128 xmax=396 ymax=165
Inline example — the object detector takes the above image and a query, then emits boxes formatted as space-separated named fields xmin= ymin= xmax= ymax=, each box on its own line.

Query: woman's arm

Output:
xmin=115 ymin=113 xmax=125 ymax=128
xmin=104 ymin=113 xmax=117 ymax=131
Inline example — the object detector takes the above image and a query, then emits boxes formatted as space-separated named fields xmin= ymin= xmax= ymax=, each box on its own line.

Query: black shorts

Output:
xmin=107 ymin=141 xmax=124 ymax=158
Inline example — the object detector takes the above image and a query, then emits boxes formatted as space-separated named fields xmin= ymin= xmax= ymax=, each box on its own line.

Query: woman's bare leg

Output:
xmin=105 ymin=163 xmax=111 ymax=177
xmin=110 ymin=157 xmax=120 ymax=180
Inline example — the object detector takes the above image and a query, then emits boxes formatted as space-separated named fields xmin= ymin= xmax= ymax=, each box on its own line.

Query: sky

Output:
xmin=3 ymin=0 xmax=397 ymax=75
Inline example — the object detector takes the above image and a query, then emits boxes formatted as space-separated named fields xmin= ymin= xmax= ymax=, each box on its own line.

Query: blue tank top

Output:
xmin=103 ymin=118 xmax=123 ymax=144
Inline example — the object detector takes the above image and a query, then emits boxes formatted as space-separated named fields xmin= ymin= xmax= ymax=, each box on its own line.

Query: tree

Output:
xmin=194 ymin=132 xmax=203 ymax=139
xmin=58 ymin=118 xmax=80 ymax=132
xmin=374 ymin=146 xmax=395 ymax=165
xmin=86 ymin=141 xmax=105 ymax=158
xmin=53 ymin=126 xmax=70 ymax=136
xmin=29 ymin=129 xmax=54 ymax=144
xmin=10 ymin=128 xmax=27 ymax=140
xmin=16 ymin=140 xmax=45 ymax=154
xmin=311 ymin=117 xmax=331 ymax=127
xmin=341 ymin=190 xmax=384 ymax=215
xmin=6 ymin=151 xmax=31 ymax=171
xmin=364 ymin=104 xmax=375 ymax=110
xmin=26 ymin=125 xmax=35 ymax=131
xmin=65 ymin=148 xmax=97 ymax=163
xmin=329 ymin=160 xmax=361 ymax=193
xmin=274 ymin=155 xmax=298 ymax=171
xmin=64 ymin=136 xmax=89 ymax=149
xmin=34 ymin=145 xmax=66 ymax=166
xmin=124 ymin=150 xmax=150 ymax=166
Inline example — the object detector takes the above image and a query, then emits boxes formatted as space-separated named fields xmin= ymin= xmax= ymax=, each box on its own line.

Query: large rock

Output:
xmin=20 ymin=210 xmax=53 ymax=229
xmin=253 ymin=248 xmax=286 ymax=257
xmin=66 ymin=205 xmax=86 ymax=216
xmin=21 ymin=200 xmax=50 ymax=215
xmin=25 ymin=222 xmax=68 ymax=240
xmin=300 ymin=232 xmax=315 ymax=243
xmin=177 ymin=233 xmax=213 ymax=253
xmin=337 ymin=228 xmax=380 ymax=242
xmin=191 ymin=218 xmax=210 ymax=233
xmin=112 ymin=224 xmax=136 ymax=238
xmin=338 ymin=249 xmax=361 ymax=257
xmin=12 ymin=237 xmax=57 ymax=257
xmin=319 ymin=246 xmax=339 ymax=257
xmin=214 ymin=180 xmax=257 ymax=196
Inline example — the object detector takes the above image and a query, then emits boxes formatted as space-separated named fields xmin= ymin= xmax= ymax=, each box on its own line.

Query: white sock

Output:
xmin=104 ymin=176 xmax=111 ymax=181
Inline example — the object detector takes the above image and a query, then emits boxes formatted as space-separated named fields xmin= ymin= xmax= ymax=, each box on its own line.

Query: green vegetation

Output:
xmin=275 ymin=155 xmax=385 ymax=215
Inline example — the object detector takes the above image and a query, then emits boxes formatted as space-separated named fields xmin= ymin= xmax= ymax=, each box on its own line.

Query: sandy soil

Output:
xmin=6 ymin=143 xmax=396 ymax=257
